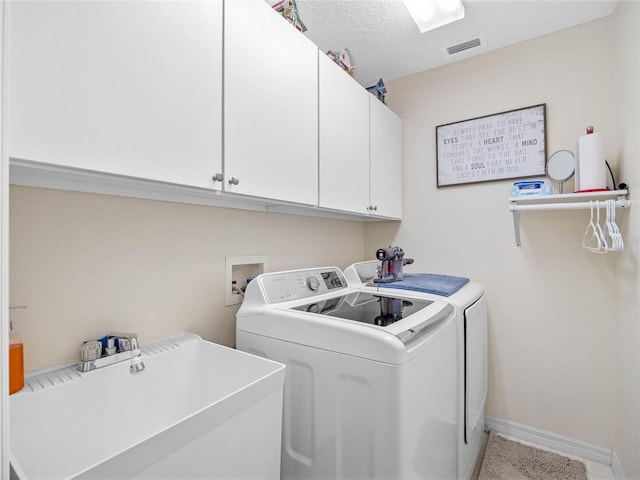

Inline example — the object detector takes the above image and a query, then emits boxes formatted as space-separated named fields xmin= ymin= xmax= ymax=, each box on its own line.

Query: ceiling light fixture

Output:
xmin=402 ymin=0 xmax=465 ymax=33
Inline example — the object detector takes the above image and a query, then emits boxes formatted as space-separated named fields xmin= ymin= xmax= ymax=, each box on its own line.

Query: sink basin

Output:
xmin=10 ymin=333 xmax=285 ymax=479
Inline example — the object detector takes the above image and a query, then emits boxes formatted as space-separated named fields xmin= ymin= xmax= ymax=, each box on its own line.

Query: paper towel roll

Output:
xmin=576 ymin=131 xmax=607 ymax=191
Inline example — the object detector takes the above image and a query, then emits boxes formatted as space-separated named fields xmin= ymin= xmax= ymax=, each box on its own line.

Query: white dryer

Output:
xmin=236 ymin=266 xmax=459 ymax=479
xmin=344 ymin=261 xmax=487 ymax=480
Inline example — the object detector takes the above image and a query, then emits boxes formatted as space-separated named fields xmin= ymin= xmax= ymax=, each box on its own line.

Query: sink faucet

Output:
xmin=78 ymin=332 xmax=145 ymax=374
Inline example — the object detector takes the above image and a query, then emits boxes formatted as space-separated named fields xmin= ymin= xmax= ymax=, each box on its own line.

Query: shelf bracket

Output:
xmin=512 ymin=207 xmax=521 ymax=246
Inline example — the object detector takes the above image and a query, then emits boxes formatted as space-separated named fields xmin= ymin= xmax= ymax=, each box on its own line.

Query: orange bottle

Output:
xmin=9 ymin=325 xmax=24 ymax=394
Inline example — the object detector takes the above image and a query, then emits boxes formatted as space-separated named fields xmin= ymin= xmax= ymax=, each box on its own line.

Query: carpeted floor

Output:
xmin=473 ymin=432 xmax=588 ymax=480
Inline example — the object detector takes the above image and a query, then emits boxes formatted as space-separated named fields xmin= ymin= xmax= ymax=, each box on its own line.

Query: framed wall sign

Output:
xmin=436 ymin=103 xmax=546 ymax=187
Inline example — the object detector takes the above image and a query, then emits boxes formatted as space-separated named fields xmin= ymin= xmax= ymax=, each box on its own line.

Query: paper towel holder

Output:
xmin=546 ymin=150 xmax=575 ymax=194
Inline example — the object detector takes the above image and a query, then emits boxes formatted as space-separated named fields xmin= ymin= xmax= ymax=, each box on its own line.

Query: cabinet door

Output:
xmin=369 ymin=98 xmax=402 ymax=219
xmin=8 ymin=0 xmax=223 ymax=189
xmin=318 ymin=54 xmax=369 ymax=214
xmin=224 ymin=0 xmax=318 ymax=205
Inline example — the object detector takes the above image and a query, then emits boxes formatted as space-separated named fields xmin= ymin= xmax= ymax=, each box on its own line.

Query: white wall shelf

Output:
xmin=509 ymin=189 xmax=631 ymax=246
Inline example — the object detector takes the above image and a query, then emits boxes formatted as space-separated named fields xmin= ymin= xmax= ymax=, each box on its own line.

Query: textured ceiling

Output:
xmin=284 ymin=0 xmax=619 ymax=86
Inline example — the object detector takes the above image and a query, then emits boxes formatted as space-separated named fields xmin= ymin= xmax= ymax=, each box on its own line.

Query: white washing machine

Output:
xmin=236 ymin=266 xmax=459 ymax=480
xmin=344 ymin=261 xmax=487 ymax=480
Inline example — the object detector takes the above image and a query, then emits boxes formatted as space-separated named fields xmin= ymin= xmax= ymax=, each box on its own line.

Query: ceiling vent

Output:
xmin=443 ymin=34 xmax=486 ymax=59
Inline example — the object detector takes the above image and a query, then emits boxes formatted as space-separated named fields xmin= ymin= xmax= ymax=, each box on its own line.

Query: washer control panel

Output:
xmin=259 ymin=267 xmax=348 ymax=304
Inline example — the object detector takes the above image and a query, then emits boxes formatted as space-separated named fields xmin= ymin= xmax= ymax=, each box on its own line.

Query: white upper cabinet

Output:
xmin=8 ymin=0 xmax=223 ymax=189
xmin=224 ymin=0 xmax=319 ymax=205
xmin=318 ymin=54 xmax=370 ymax=214
xmin=7 ymin=0 xmax=401 ymax=221
xmin=319 ymin=55 xmax=402 ymax=219
xmin=370 ymin=96 xmax=402 ymax=219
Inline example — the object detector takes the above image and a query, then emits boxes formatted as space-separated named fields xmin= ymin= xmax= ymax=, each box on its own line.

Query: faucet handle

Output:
xmin=81 ymin=340 xmax=102 ymax=361
xmin=109 ymin=333 xmax=139 ymax=352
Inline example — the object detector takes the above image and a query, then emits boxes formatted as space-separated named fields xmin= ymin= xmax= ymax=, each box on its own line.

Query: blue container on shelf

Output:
xmin=511 ymin=180 xmax=552 ymax=197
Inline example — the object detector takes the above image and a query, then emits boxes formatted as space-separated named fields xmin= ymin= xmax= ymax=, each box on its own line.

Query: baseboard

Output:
xmin=611 ymin=450 xmax=625 ymax=480
xmin=485 ymin=415 xmax=613 ymax=466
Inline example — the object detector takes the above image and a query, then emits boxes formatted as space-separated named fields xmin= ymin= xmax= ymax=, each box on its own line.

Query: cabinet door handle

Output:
xmin=372 ymin=205 xmax=378 ymax=211
xmin=228 ymin=176 xmax=240 ymax=186
xmin=212 ymin=173 xmax=224 ymax=182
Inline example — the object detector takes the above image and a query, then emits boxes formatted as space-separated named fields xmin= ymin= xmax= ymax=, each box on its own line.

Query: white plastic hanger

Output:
xmin=582 ymin=201 xmax=604 ymax=252
xmin=605 ymin=199 xmax=624 ymax=252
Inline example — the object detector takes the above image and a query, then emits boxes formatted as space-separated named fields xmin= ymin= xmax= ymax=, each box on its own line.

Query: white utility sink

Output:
xmin=10 ymin=333 xmax=285 ymax=479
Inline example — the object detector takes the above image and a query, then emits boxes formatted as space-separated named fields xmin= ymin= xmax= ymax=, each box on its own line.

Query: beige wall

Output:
xmin=9 ymin=186 xmax=365 ymax=372
xmin=612 ymin=1 xmax=640 ymax=478
xmin=368 ymin=17 xmax=622 ymax=449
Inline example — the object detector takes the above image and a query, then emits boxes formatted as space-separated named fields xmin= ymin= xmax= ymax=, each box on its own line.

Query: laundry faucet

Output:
xmin=78 ymin=332 xmax=145 ymax=374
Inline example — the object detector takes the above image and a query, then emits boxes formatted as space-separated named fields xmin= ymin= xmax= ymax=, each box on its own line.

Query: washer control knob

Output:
xmin=306 ymin=276 xmax=320 ymax=291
